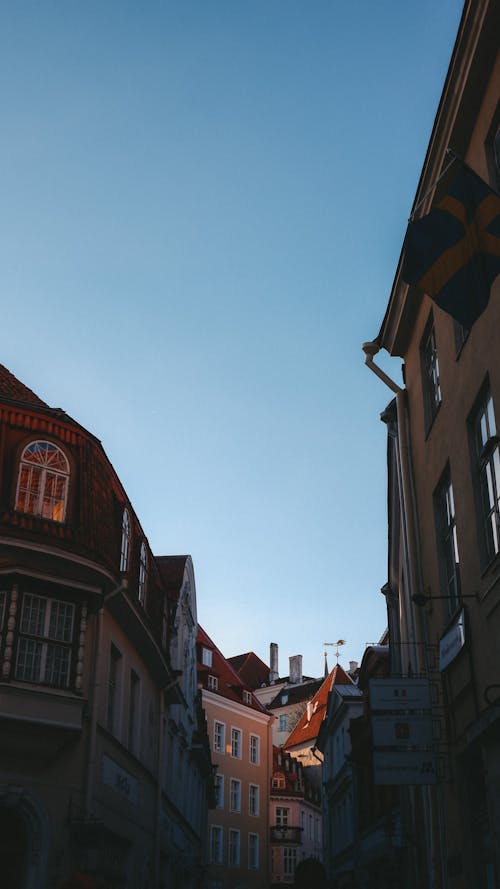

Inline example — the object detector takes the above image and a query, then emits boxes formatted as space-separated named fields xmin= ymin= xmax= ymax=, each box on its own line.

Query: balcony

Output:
xmin=270 ymin=825 xmax=303 ymax=844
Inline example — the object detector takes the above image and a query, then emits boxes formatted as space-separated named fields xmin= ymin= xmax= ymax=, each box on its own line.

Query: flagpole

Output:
xmin=409 ymin=149 xmax=458 ymax=221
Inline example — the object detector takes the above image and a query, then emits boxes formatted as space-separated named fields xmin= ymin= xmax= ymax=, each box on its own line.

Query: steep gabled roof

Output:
xmin=0 ymin=364 xmax=49 ymax=408
xmin=284 ymin=664 xmax=353 ymax=750
xmin=227 ymin=650 xmax=270 ymax=689
xmin=197 ymin=626 xmax=267 ymax=714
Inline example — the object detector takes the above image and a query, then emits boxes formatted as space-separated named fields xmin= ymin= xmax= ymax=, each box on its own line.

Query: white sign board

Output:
xmin=371 ymin=713 xmax=433 ymax=747
xmin=101 ymin=754 xmax=139 ymax=805
xmin=369 ymin=678 xmax=432 ymax=711
xmin=373 ymin=751 xmax=437 ymax=785
xmin=439 ymin=609 xmax=465 ymax=671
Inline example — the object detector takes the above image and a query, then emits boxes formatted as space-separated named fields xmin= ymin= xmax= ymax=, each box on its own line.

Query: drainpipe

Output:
xmin=85 ymin=581 xmax=128 ymax=816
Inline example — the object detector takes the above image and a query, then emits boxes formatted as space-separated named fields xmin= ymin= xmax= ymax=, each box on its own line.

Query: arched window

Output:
xmin=16 ymin=441 xmax=69 ymax=522
xmin=120 ymin=508 xmax=131 ymax=572
xmin=138 ymin=542 xmax=148 ymax=605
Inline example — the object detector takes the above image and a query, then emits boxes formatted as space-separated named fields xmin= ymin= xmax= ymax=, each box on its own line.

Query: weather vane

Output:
xmin=323 ymin=639 xmax=346 ymax=664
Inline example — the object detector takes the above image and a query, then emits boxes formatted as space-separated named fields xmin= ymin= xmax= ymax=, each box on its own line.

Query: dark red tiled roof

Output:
xmin=227 ymin=650 xmax=270 ymax=689
xmin=197 ymin=626 xmax=267 ymax=713
xmin=284 ymin=664 xmax=353 ymax=749
xmin=0 ymin=364 xmax=49 ymax=408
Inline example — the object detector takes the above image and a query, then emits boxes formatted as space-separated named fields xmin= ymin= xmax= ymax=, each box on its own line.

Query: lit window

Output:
xmin=230 ymin=779 xmax=241 ymax=812
xmin=228 ymin=829 xmax=240 ymax=866
xmin=214 ymin=720 xmax=225 ymax=753
xmin=16 ymin=441 xmax=69 ymax=522
xmin=435 ymin=470 xmax=460 ymax=613
xmin=421 ymin=321 xmax=442 ymax=430
xmin=473 ymin=389 xmax=500 ymax=563
xmin=248 ymin=833 xmax=259 ymax=870
xmin=120 ymin=508 xmax=131 ymax=572
xmin=202 ymin=647 xmax=213 ymax=667
xmin=249 ymin=734 xmax=260 ymax=764
xmin=138 ymin=542 xmax=148 ymax=605
xmin=249 ymin=784 xmax=259 ymax=816
xmin=210 ymin=825 xmax=223 ymax=864
xmin=231 ymin=727 xmax=242 ymax=758
xmin=208 ymin=675 xmax=218 ymax=691
xmin=15 ymin=593 xmax=74 ymax=687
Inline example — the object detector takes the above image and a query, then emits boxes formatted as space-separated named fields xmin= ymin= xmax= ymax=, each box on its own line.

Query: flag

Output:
xmin=402 ymin=161 xmax=500 ymax=329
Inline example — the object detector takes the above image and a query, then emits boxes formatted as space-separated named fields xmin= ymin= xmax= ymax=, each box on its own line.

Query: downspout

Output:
xmin=85 ymin=581 xmax=128 ymax=816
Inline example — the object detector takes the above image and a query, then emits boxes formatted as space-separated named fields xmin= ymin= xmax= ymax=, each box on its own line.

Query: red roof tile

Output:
xmin=197 ymin=626 xmax=267 ymax=713
xmin=284 ymin=664 xmax=353 ymax=750
xmin=0 ymin=364 xmax=49 ymax=408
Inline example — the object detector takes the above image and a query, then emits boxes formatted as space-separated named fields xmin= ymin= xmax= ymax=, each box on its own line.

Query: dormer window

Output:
xmin=208 ymin=675 xmax=218 ymax=691
xmin=120 ymin=508 xmax=131 ymax=572
xmin=243 ymin=690 xmax=252 ymax=704
xmin=16 ymin=441 xmax=69 ymax=522
xmin=202 ymin=647 xmax=213 ymax=667
xmin=138 ymin=542 xmax=148 ymax=605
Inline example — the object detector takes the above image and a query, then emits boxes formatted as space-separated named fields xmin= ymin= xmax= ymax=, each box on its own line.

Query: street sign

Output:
xmin=371 ymin=713 xmax=433 ymax=747
xmin=373 ymin=751 xmax=437 ymax=785
xmin=369 ymin=678 xmax=432 ymax=711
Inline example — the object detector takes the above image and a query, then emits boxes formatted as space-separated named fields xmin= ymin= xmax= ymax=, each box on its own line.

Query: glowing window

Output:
xmin=16 ymin=441 xmax=69 ymax=522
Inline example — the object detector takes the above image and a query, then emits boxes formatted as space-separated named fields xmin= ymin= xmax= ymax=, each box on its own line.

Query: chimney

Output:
xmin=306 ymin=700 xmax=312 ymax=721
xmin=289 ymin=655 xmax=303 ymax=685
xmin=270 ymin=643 xmax=279 ymax=684
xmin=349 ymin=661 xmax=358 ymax=674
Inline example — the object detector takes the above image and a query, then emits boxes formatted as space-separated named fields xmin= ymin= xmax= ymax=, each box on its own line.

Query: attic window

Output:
xmin=16 ymin=441 xmax=69 ymax=523
xmin=208 ymin=675 xmax=218 ymax=691
xmin=281 ymin=693 xmax=288 ymax=705
xmin=202 ymin=647 xmax=212 ymax=667
xmin=120 ymin=508 xmax=131 ymax=572
xmin=243 ymin=690 xmax=252 ymax=704
xmin=138 ymin=542 xmax=148 ymax=606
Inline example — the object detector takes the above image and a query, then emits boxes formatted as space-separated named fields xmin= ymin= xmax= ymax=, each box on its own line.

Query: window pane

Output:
xmin=48 ymin=600 xmax=74 ymax=642
xmin=45 ymin=643 xmax=71 ymax=687
xmin=20 ymin=594 xmax=46 ymax=636
xmin=15 ymin=638 xmax=42 ymax=682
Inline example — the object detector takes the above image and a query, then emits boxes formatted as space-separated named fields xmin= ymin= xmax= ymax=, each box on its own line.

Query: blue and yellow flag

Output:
xmin=402 ymin=162 xmax=500 ymax=329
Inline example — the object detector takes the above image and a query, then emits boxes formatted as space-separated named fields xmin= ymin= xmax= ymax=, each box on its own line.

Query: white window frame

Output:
xmin=15 ymin=592 xmax=75 ymax=688
xmin=214 ymin=720 xmax=225 ymax=754
xmin=229 ymin=778 xmax=241 ymax=813
xmin=283 ymin=847 xmax=297 ymax=877
xmin=138 ymin=542 xmax=148 ymax=605
xmin=248 ymin=833 xmax=259 ymax=870
xmin=210 ymin=825 xmax=223 ymax=865
xmin=249 ymin=733 xmax=260 ymax=764
xmin=202 ymin=646 xmax=213 ymax=667
xmin=276 ymin=806 xmax=289 ymax=826
xmin=15 ymin=440 xmax=70 ymax=523
xmin=120 ymin=507 xmax=131 ymax=572
xmin=249 ymin=783 xmax=259 ymax=817
xmin=228 ymin=829 xmax=240 ymax=867
xmin=231 ymin=727 xmax=242 ymax=758
xmin=208 ymin=675 xmax=218 ymax=691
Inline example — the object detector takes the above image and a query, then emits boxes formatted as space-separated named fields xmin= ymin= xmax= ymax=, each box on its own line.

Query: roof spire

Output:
xmin=323 ymin=651 xmax=329 ymax=677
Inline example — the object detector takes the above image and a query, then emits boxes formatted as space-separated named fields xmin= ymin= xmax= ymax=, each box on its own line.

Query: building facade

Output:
xmin=365 ymin=1 xmax=500 ymax=885
xmin=197 ymin=626 xmax=273 ymax=889
xmin=0 ymin=364 xmax=212 ymax=888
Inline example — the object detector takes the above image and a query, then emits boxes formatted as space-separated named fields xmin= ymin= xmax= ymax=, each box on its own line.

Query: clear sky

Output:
xmin=1 ymin=1 xmax=463 ymax=679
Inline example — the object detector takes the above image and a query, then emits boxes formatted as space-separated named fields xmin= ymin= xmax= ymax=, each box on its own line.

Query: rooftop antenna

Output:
xmin=323 ymin=639 xmax=347 ymax=665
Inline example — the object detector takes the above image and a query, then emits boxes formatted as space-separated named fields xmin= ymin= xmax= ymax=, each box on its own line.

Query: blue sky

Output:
xmin=1 ymin=1 xmax=463 ymax=678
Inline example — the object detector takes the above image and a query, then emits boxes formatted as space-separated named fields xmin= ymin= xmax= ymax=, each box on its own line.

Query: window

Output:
xmin=208 ymin=675 xmax=218 ymax=691
xmin=120 ymin=508 xmax=131 ymax=572
xmin=214 ymin=720 xmax=225 ymax=754
xmin=283 ymin=847 xmax=297 ymax=877
xmin=138 ymin=542 xmax=148 ymax=605
xmin=249 ymin=734 xmax=260 ymax=764
xmin=243 ymin=690 xmax=252 ymax=704
xmin=435 ymin=470 xmax=460 ymax=613
xmin=15 ymin=441 xmax=69 ymax=522
xmin=473 ymin=389 xmax=500 ymax=563
xmin=202 ymin=646 xmax=213 ymax=667
xmin=249 ymin=784 xmax=259 ymax=816
xmin=248 ymin=833 xmax=259 ymax=870
xmin=231 ymin=727 xmax=242 ymax=758
xmin=228 ymin=829 xmax=240 ymax=866
xmin=421 ymin=321 xmax=442 ymax=429
xmin=272 ymin=776 xmax=285 ymax=789
xmin=210 ymin=826 xmax=223 ymax=865
xmin=279 ymin=714 xmax=287 ymax=732
xmin=15 ymin=593 xmax=74 ymax=687
xmin=128 ymin=669 xmax=140 ymax=752
xmin=276 ymin=807 xmax=289 ymax=826
xmin=229 ymin=779 xmax=241 ymax=812
xmin=454 ymin=319 xmax=469 ymax=355
xmin=214 ymin=774 xmax=224 ymax=809
xmin=107 ymin=644 xmax=122 ymax=733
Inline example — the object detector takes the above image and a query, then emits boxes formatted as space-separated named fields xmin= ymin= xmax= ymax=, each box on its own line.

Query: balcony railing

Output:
xmin=270 ymin=825 xmax=303 ymax=844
